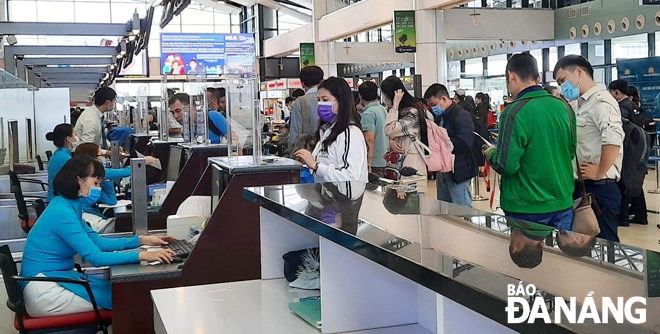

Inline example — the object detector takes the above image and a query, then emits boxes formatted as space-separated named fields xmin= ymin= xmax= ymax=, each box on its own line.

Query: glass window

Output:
xmin=181 ymin=6 xmax=214 ymax=25
xmin=565 ymin=43 xmax=581 ymax=56
xmin=587 ymin=41 xmax=604 ymax=66
xmin=488 ymin=54 xmax=507 ymax=76
xmin=612 ymin=34 xmax=648 ymax=62
xmin=75 ymin=1 xmax=111 ymax=23
xmin=593 ymin=68 xmax=604 ymax=84
xmin=215 ymin=25 xmax=231 ymax=34
xmin=37 ymin=1 xmax=75 ymax=22
xmin=465 ymin=57 xmax=483 ymax=76
xmin=531 ymin=49 xmax=543 ymax=74
xmin=181 ymin=25 xmax=214 ymax=33
xmin=549 ymin=47 xmax=558 ymax=72
xmin=111 ymin=1 xmax=147 ymax=24
xmin=13 ymin=35 xmax=40 ymax=46
xmin=9 ymin=0 xmax=37 ymax=21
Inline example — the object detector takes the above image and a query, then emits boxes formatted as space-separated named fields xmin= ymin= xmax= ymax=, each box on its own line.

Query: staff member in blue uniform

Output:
xmin=20 ymin=156 xmax=176 ymax=317
xmin=46 ymin=123 xmax=78 ymax=202
xmin=74 ymin=143 xmax=156 ymax=233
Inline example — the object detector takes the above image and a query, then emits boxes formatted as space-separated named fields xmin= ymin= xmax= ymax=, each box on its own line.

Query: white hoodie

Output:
xmin=312 ymin=123 xmax=368 ymax=183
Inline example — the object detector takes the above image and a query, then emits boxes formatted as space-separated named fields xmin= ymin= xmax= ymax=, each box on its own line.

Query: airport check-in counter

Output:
xmin=150 ymin=182 xmax=657 ymax=334
xmin=109 ymin=155 xmax=300 ymax=334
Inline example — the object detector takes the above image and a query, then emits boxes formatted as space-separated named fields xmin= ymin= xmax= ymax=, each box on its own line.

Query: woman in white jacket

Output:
xmin=295 ymin=77 xmax=368 ymax=183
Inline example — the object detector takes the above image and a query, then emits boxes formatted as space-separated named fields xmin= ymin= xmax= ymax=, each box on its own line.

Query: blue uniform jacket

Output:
xmin=46 ymin=147 xmax=72 ymax=202
xmin=81 ymin=166 xmax=131 ymax=218
xmin=20 ymin=196 xmax=139 ymax=309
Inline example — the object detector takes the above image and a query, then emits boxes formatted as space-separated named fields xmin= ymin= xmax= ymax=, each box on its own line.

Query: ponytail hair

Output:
xmin=46 ymin=123 xmax=74 ymax=148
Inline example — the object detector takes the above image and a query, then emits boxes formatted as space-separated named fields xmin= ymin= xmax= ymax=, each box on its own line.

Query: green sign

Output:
xmin=647 ymin=250 xmax=660 ymax=297
xmin=300 ymin=43 xmax=315 ymax=68
xmin=394 ymin=11 xmax=416 ymax=54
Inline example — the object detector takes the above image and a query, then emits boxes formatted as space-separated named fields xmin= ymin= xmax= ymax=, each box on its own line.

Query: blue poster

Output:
xmin=642 ymin=0 xmax=660 ymax=4
xmin=617 ymin=57 xmax=660 ymax=118
xmin=160 ymin=33 xmax=255 ymax=76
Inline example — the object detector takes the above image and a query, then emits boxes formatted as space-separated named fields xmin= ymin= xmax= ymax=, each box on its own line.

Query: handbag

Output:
xmin=383 ymin=151 xmax=403 ymax=181
xmin=572 ymin=160 xmax=602 ymax=236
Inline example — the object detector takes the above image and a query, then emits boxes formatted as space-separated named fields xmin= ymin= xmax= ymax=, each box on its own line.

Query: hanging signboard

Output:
xmin=394 ymin=11 xmax=416 ymax=54
xmin=300 ymin=43 xmax=316 ymax=68
xmin=344 ymin=77 xmax=354 ymax=88
xmin=617 ymin=57 xmax=660 ymax=118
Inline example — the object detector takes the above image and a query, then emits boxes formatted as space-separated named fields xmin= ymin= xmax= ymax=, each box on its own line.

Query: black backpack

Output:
xmin=621 ymin=119 xmax=651 ymax=197
xmin=471 ymin=117 xmax=492 ymax=167
xmin=621 ymin=102 xmax=656 ymax=136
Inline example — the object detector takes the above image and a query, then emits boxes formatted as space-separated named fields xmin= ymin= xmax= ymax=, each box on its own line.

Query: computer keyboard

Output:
xmin=163 ymin=239 xmax=195 ymax=258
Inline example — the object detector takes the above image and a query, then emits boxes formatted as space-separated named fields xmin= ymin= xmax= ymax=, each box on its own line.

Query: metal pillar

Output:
xmin=131 ymin=158 xmax=148 ymax=236
xmin=472 ymin=176 xmax=488 ymax=201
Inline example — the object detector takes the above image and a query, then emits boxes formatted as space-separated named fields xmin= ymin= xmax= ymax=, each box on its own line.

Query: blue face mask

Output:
xmin=80 ymin=178 xmax=102 ymax=203
xmin=561 ymin=70 xmax=581 ymax=101
xmin=431 ymin=105 xmax=445 ymax=116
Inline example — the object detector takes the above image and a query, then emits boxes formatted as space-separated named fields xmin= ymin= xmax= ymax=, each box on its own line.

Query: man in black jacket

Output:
xmin=609 ymin=79 xmax=650 ymax=225
xmin=425 ymin=84 xmax=478 ymax=207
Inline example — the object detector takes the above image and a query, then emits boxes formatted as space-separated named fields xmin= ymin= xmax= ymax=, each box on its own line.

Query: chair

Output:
xmin=8 ymin=170 xmax=48 ymax=193
xmin=35 ymin=155 xmax=44 ymax=171
xmin=13 ymin=183 xmax=37 ymax=234
xmin=45 ymin=151 xmax=53 ymax=162
xmin=0 ymin=245 xmax=111 ymax=334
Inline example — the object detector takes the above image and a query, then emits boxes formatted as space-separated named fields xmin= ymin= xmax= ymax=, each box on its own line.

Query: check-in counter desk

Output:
xmin=151 ymin=182 xmax=656 ymax=334
xmin=110 ymin=156 xmax=300 ymax=334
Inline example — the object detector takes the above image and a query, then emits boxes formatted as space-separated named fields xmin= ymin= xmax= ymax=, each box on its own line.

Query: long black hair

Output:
xmin=380 ymin=76 xmax=428 ymax=146
xmin=476 ymin=92 xmax=489 ymax=106
xmin=315 ymin=77 xmax=362 ymax=151
xmin=45 ymin=123 xmax=74 ymax=148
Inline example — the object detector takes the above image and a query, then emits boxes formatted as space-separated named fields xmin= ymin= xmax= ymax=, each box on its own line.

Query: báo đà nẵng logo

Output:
xmin=506 ymin=282 xmax=646 ymax=324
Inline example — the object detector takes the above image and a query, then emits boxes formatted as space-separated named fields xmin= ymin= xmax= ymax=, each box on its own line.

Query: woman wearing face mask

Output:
xmin=19 ymin=156 xmax=176 ymax=318
xmin=294 ymin=77 xmax=368 ymax=183
xmin=73 ymin=143 xmax=157 ymax=233
xmin=46 ymin=123 xmax=78 ymax=202
xmin=380 ymin=76 xmax=430 ymax=193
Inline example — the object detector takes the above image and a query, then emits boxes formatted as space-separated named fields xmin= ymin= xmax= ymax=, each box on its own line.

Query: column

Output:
xmin=648 ymin=32 xmax=656 ymax=58
xmin=415 ymin=8 xmax=447 ymax=93
xmin=313 ymin=0 xmax=336 ymax=78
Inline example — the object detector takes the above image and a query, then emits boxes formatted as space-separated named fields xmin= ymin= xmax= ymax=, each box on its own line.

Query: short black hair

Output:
xmin=299 ymin=66 xmax=324 ymax=88
xmin=285 ymin=96 xmax=294 ymax=104
xmin=217 ymin=87 xmax=226 ymax=98
xmin=46 ymin=123 xmax=74 ymax=148
xmin=553 ymin=54 xmax=594 ymax=79
xmin=169 ymin=93 xmax=190 ymax=106
xmin=506 ymin=52 xmax=540 ymax=82
xmin=167 ymin=89 xmax=175 ymax=99
xmin=53 ymin=156 xmax=105 ymax=200
xmin=608 ymin=79 xmax=629 ymax=95
xmin=358 ymin=81 xmax=379 ymax=102
xmin=291 ymin=89 xmax=305 ymax=98
xmin=93 ymin=87 xmax=117 ymax=107
xmin=423 ymin=83 xmax=450 ymax=100
xmin=208 ymin=87 xmax=222 ymax=102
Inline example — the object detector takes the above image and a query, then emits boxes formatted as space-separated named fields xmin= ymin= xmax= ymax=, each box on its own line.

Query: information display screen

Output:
xmin=160 ymin=33 xmax=255 ymax=76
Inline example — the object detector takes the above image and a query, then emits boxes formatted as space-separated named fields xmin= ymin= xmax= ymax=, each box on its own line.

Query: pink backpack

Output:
xmin=412 ymin=119 xmax=454 ymax=173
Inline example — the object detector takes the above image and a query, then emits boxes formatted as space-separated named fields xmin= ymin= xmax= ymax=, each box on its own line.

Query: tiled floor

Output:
xmin=427 ymin=170 xmax=660 ymax=253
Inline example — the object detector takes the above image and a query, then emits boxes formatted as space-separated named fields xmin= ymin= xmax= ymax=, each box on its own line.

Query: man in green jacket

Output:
xmin=484 ymin=53 xmax=576 ymax=230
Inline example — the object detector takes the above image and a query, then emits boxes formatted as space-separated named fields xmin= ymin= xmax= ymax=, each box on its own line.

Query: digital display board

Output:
xmin=118 ymin=50 xmax=149 ymax=78
xmin=160 ymin=33 xmax=255 ymax=76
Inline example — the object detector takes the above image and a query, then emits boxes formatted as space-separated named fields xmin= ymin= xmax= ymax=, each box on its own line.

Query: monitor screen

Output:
xmin=167 ymin=145 xmax=184 ymax=182
xmin=160 ymin=33 xmax=255 ymax=76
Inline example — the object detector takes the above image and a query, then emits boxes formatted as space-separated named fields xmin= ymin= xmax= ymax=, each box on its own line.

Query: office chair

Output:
xmin=13 ymin=184 xmax=38 ymax=234
xmin=35 ymin=155 xmax=44 ymax=171
xmin=8 ymin=170 xmax=48 ymax=193
xmin=0 ymin=245 xmax=111 ymax=334
xmin=45 ymin=151 xmax=53 ymax=161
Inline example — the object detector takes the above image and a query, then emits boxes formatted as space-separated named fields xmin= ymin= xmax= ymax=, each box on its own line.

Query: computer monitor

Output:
xmin=167 ymin=145 xmax=184 ymax=182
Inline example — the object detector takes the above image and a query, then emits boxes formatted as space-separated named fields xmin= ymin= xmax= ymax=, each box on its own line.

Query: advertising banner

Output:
xmin=394 ymin=11 xmax=416 ymax=54
xmin=641 ymin=0 xmax=660 ymax=4
xmin=617 ymin=57 xmax=660 ymax=118
xmin=300 ymin=43 xmax=315 ymax=68
xmin=160 ymin=33 xmax=255 ymax=76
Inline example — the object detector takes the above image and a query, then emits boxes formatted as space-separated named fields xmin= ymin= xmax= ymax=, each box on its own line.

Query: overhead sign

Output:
xmin=160 ymin=33 xmax=255 ymax=76
xmin=300 ymin=43 xmax=315 ymax=68
xmin=394 ymin=11 xmax=416 ymax=54
xmin=617 ymin=57 xmax=660 ymax=118
xmin=287 ymin=78 xmax=303 ymax=89
xmin=118 ymin=50 xmax=149 ymax=78
xmin=344 ymin=77 xmax=354 ymax=88
xmin=266 ymin=79 xmax=287 ymax=91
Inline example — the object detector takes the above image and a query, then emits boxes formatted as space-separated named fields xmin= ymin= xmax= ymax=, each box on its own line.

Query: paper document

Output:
xmin=176 ymin=196 xmax=212 ymax=219
xmin=99 ymin=199 xmax=132 ymax=209
xmin=135 ymin=151 xmax=162 ymax=170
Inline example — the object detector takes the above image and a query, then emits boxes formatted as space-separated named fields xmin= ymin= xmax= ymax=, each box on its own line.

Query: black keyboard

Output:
xmin=163 ymin=239 xmax=194 ymax=258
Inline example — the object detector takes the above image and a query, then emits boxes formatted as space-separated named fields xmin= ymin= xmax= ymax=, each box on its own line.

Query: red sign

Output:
xmin=287 ymin=78 xmax=303 ymax=89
